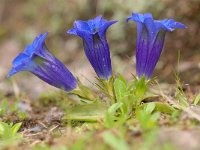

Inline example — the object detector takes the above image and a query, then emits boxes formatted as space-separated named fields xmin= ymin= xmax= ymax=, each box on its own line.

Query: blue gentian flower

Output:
xmin=8 ymin=32 xmax=77 ymax=92
xmin=67 ymin=16 xmax=117 ymax=80
xmin=126 ymin=13 xmax=186 ymax=79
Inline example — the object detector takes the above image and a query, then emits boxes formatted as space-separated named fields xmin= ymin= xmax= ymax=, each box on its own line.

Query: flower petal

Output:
xmin=67 ymin=28 xmax=77 ymax=35
xmin=74 ymin=20 xmax=91 ymax=32
xmin=127 ymin=12 xmax=186 ymax=79
xmin=12 ymin=53 xmax=30 ymax=67
xmin=98 ymin=20 xmax=118 ymax=41
xmin=8 ymin=33 xmax=77 ymax=92
xmin=67 ymin=16 xmax=116 ymax=80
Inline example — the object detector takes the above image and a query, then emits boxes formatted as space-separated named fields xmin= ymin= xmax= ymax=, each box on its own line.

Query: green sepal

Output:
xmin=95 ymin=76 xmax=115 ymax=103
xmin=70 ymin=79 xmax=97 ymax=101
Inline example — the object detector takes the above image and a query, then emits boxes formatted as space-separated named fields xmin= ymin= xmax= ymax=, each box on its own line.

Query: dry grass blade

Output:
xmin=160 ymin=90 xmax=200 ymax=122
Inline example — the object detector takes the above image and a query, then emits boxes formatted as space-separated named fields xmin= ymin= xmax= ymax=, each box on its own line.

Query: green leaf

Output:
xmin=114 ymin=78 xmax=127 ymax=102
xmin=104 ymin=102 xmax=124 ymax=127
xmin=102 ymin=131 xmax=130 ymax=150
xmin=107 ymin=102 xmax=123 ymax=115
xmin=114 ymin=77 xmax=134 ymax=114
xmin=0 ymin=122 xmax=5 ymax=135
xmin=150 ymin=112 xmax=160 ymax=122
xmin=95 ymin=76 xmax=115 ymax=100
xmin=64 ymin=103 xmax=107 ymax=121
xmin=0 ymin=99 xmax=8 ymax=116
xmin=0 ymin=122 xmax=22 ymax=149
xmin=0 ymin=122 xmax=10 ymax=138
xmin=143 ymin=91 xmax=159 ymax=100
xmin=135 ymin=76 xmax=147 ymax=94
xmin=175 ymin=76 xmax=189 ymax=108
xmin=11 ymin=122 xmax=22 ymax=136
xmin=136 ymin=110 xmax=160 ymax=130
xmin=175 ymin=89 xmax=189 ymax=108
xmin=145 ymin=103 xmax=156 ymax=114
xmin=136 ymin=103 xmax=160 ymax=130
xmin=133 ymin=76 xmax=148 ymax=105
xmin=118 ymin=74 xmax=127 ymax=85
xmin=70 ymin=80 xmax=97 ymax=101
xmin=140 ymin=102 xmax=175 ymax=114
xmin=192 ymin=93 xmax=200 ymax=105
xmin=0 ymin=122 xmax=22 ymax=139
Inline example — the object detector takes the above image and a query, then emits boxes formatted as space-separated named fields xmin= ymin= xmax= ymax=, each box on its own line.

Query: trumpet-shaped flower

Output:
xmin=126 ymin=13 xmax=186 ymax=79
xmin=67 ymin=16 xmax=117 ymax=80
xmin=8 ymin=32 xmax=77 ymax=92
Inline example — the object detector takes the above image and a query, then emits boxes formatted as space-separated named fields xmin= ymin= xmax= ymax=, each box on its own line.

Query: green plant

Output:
xmin=102 ymin=131 xmax=130 ymax=150
xmin=0 ymin=99 xmax=28 ymax=120
xmin=32 ymin=144 xmax=68 ymax=150
xmin=0 ymin=99 xmax=9 ymax=117
xmin=135 ymin=103 xmax=160 ymax=130
xmin=0 ymin=122 xmax=22 ymax=148
xmin=104 ymin=75 xmax=173 ymax=128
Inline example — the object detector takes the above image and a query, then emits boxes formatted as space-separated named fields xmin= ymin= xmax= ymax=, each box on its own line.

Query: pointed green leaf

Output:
xmin=102 ymin=131 xmax=130 ymax=150
xmin=114 ymin=78 xmax=127 ymax=102
xmin=11 ymin=122 xmax=22 ymax=136
xmin=145 ymin=103 xmax=156 ymax=114
xmin=143 ymin=91 xmax=158 ymax=100
xmin=107 ymin=102 xmax=123 ymax=115
xmin=140 ymin=102 xmax=175 ymax=114
xmin=192 ymin=93 xmax=200 ymax=105
xmin=64 ymin=103 xmax=107 ymax=121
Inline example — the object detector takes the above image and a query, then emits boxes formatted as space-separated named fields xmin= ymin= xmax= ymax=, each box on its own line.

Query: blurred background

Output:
xmin=0 ymin=0 xmax=199 ymax=98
